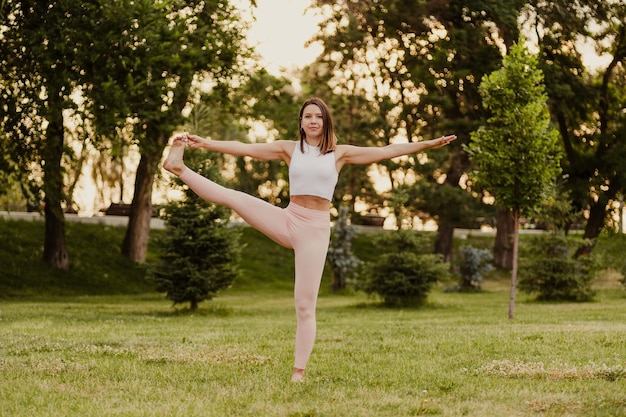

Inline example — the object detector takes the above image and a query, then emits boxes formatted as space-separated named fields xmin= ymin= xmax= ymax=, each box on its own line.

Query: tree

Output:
xmin=466 ymin=41 xmax=562 ymax=319
xmin=0 ymin=1 xmax=105 ymax=268
xmin=306 ymin=0 xmax=524 ymax=261
xmin=85 ymin=0 xmax=250 ymax=262
xmin=525 ymin=0 xmax=626 ymax=255
xmin=0 ymin=1 xmax=251 ymax=267
xmin=149 ymin=152 xmax=241 ymax=311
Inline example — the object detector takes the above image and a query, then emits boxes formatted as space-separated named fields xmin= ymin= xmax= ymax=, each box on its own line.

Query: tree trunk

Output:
xmin=121 ymin=72 xmax=192 ymax=262
xmin=331 ymin=271 xmax=345 ymax=292
xmin=434 ymin=220 xmax=454 ymax=263
xmin=43 ymin=201 xmax=69 ymax=269
xmin=493 ymin=206 xmax=514 ymax=269
xmin=508 ymin=209 xmax=520 ymax=319
xmin=121 ymin=149 xmax=160 ymax=262
xmin=434 ymin=149 xmax=469 ymax=262
xmin=42 ymin=91 xmax=69 ymax=269
xmin=575 ymin=186 xmax=618 ymax=258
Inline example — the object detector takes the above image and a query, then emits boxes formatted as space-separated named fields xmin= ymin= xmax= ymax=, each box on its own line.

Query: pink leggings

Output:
xmin=179 ymin=167 xmax=330 ymax=369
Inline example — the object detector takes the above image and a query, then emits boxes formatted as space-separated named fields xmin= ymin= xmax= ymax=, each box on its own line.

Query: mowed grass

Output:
xmin=1 ymin=219 xmax=626 ymax=416
xmin=2 ymin=286 xmax=625 ymax=416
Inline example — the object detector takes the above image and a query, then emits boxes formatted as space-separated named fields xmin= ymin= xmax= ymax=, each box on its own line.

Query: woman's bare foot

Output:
xmin=291 ymin=368 xmax=305 ymax=382
xmin=163 ymin=136 xmax=187 ymax=177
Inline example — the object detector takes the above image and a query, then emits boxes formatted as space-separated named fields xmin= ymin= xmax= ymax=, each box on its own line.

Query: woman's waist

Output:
xmin=290 ymin=195 xmax=330 ymax=211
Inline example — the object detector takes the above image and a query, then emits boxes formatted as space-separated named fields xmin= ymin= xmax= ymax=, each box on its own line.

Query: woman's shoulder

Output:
xmin=280 ymin=140 xmax=298 ymax=152
xmin=276 ymin=139 xmax=298 ymax=145
xmin=334 ymin=144 xmax=355 ymax=156
xmin=270 ymin=140 xmax=297 ymax=150
xmin=272 ymin=139 xmax=297 ymax=161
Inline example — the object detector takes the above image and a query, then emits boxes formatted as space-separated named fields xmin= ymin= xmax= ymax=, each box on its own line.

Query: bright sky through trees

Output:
xmin=249 ymin=1 xmax=609 ymax=73
xmin=245 ymin=0 xmax=324 ymax=74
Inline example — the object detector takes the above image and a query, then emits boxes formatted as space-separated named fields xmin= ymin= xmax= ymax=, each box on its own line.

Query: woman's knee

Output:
xmin=294 ymin=298 xmax=316 ymax=320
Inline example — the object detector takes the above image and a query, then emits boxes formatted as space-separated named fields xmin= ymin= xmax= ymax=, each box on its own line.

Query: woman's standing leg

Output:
xmin=287 ymin=204 xmax=331 ymax=381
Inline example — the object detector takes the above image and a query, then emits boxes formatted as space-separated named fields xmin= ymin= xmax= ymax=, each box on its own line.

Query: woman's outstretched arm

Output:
xmin=336 ymin=135 xmax=457 ymax=167
xmin=184 ymin=134 xmax=294 ymax=162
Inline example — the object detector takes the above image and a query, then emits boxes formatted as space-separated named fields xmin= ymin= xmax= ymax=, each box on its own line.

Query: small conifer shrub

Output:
xmin=518 ymin=235 xmax=596 ymax=302
xmin=359 ymin=230 xmax=449 ymax=307
xmin=149 ymin=156 xmax=241 ymax=311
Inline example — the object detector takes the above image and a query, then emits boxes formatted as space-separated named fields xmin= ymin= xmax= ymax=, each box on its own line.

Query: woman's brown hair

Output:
xmin=298 ymin=97 xmax=337 ymax=154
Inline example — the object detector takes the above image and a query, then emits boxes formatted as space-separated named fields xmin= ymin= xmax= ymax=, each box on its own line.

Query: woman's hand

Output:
xmin=171 ymin=133 xmax=210 ymax=149
xmin=184 ymin=134 xmax=210 ymax=149
xmin=430 ymin=135 xmax=457 ymax=149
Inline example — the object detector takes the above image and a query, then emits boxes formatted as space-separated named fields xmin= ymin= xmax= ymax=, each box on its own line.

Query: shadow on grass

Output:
xmin=116 ymin=301 xmax=236 ymax=318
xmin=157 ymin=303 xmax=235 ymax=317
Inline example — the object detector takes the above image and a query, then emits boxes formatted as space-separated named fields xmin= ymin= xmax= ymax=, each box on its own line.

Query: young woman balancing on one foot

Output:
xmin=163 ymin=97 xmax=456 ymax=382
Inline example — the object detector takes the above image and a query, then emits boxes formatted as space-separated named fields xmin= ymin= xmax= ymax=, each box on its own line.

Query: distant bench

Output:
xmin=359 ymin=213 xmax=385 ymax=227
xmin=102 ymin=203 xmax=132 ymax=216
xmin=101 ymin=203 xmax=162 ymax=218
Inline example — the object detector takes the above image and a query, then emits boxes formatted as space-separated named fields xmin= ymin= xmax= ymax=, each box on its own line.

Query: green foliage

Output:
xmin=534 ymin=0 xmax=626 ymax=244
xmin=367 ymin=229 xmax=433 ymax=256
xmin=217 ymin=69 xmax=298 ymax=206
xmin=364 ymin=252 xmax=449 ymax=307
xmin=149 ymin=200 xmax=241 ymax=310
xmin=466 ymin=40 xmax=562 ymax=215
xmin=532 ymin=179 xmax=584 ymax=234
xmin=358 ymin=230 xmax=449 ymax=307
xmin=518 ymin=235 xmax=597 ymax=302
xmin=148 ymin=155 xmax=241 ymax=310
xmin=449 ymin=245 xmax=494 ymax=292
xmin=0 ymin=0 xmax=252 ymax=265
xmin=304 ymin=0 xmax=517 ymax=232
xmin=616 ymin=239 xmax=626 ymax=289
xmin=326 ymin=205 xmax=361 ymax=291
xmin=86 ymin=0 xmax=250 ymax=141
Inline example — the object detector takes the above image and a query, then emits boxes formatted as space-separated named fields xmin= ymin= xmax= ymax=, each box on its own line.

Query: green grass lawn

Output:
xmin=1 ymin=219 xmax=625 ymax=416
xmin=1 ymin=287 xmax=625 ymax=416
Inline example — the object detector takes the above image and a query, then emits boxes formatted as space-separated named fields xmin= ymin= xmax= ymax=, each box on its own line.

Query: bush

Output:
xmin=367 ymin=229 xmax=433 ymax=256
xmin=148 ymin=155 xmax=241 ymax=311
xmin=449 ymin=245 xmax=493 ymax=291
xmin=356 ymin=230 xmax=449 ymax=307
xmin=518 ymin=235 xmax=596 ymax=302
xmin=327 ymin=205 xmax=361 ymax=291
xmin=363 ymin=251 xmax=449 ymax=307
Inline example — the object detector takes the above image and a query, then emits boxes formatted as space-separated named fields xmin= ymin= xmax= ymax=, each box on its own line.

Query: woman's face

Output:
xmin=300 ymin=104 xmax=324 ymax=141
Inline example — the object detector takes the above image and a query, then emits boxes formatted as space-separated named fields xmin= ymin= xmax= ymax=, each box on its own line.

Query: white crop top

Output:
xmin=289 ymin=141 xmax=338 ymax=201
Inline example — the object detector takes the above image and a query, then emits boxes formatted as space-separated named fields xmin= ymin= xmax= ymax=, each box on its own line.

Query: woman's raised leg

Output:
xmin=163 ymin=138 xmax=292 ymax=247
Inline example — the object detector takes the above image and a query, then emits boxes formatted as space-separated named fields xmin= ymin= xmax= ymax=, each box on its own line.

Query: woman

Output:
xmin=163 ymin=97 xmax=456 ymax=382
